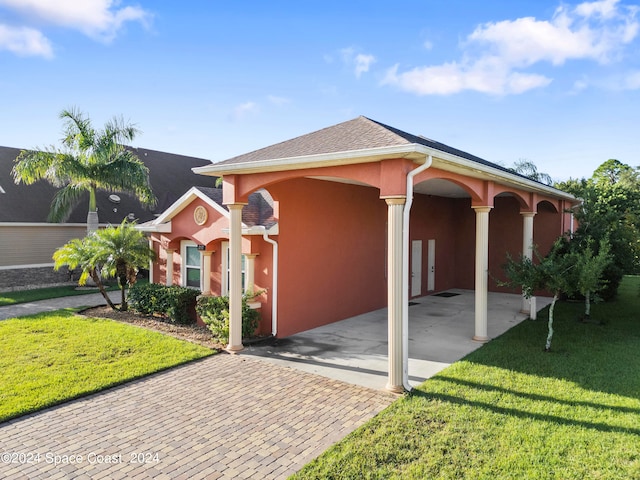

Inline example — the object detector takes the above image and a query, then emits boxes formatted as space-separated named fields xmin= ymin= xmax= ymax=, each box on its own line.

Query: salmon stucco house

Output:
xmin=145 ymin=116 xmax=578 ymax=393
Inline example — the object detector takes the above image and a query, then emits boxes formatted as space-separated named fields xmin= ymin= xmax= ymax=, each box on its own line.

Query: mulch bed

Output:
xmin=80 ymin=306 xmax=224 ymax=350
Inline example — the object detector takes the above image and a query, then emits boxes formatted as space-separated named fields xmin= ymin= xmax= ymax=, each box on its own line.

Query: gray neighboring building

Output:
xmin=0 ymin=146 xmax=215 ymax=291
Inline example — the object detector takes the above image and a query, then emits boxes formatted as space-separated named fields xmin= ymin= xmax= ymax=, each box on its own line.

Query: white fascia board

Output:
xmin=193 ymin=142 xmax=575 ymax=202
xmin=242 ymin=224 xmax=279 ymax=236
xmin=422 ymin=146 xmax=576 ymax=202
xmin=153 ymin=186 xmax=228 ymax=225
xmin=135 ymin=221 xmax=172 ymax=233
xmin=193 ymin=144 xmax=431 ymax=176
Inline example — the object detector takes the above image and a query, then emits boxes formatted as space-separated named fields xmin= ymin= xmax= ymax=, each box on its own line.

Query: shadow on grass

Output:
xmin=409 ymin=388 xmax=640 ymax=436
xmin=434 ymin=375 xmax=640 ymax=415
xmin=455 ymin=278 xmax=640 ymax=400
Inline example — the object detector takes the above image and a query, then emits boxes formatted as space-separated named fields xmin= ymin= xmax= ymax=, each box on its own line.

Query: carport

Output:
xmin=243 ymin=290 xmax=553 ymax=391
xmin=193 ymin=116 xmax=576 ymax=393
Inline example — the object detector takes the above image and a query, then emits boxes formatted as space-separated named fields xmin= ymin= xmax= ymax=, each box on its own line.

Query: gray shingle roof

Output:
xmin=194 ymin=186 xmax=276 ymax=228
xmin=213 ymin=115 xmax=530 ymax=181
xmin=0 ymin=146 xmax=215 ymax=223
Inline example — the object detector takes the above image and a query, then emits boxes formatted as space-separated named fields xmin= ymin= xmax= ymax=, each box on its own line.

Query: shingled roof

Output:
xmin=0 ymin=146 xmax=215 ymax=224
xmin=213 ymin=116 xmax=513 ymax=174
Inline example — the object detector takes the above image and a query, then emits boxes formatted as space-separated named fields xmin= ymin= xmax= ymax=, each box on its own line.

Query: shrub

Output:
xmin=129 ymin=283 xmax=200 ymax=325
xmin=196 ymin=295 xmax=260 ymax=343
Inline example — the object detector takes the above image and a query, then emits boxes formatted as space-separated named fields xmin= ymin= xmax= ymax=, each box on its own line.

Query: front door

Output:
xmin=411 ymin=240 xmax=422 ymax=297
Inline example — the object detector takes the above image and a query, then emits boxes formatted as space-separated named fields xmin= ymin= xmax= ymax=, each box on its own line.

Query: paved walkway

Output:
xmin=0 ymin=293 xmax=107 ymax=320
xmin=0 ymin=354 xmax=396 ymax=479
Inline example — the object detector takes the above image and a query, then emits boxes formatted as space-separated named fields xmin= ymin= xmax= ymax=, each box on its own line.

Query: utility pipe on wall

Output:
xmin=259 ymin=227 xmax=279 ymax=337
xmin=402 ymin=154 xmax=432 ymax=392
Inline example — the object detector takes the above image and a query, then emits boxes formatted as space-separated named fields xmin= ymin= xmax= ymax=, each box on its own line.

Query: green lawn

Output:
xmin=0 ymin=309 xmax=214 ymax=423
xmin=0 ymin=284 xmax=120 ymax=306
xmin=292 ymin=276 xmax=640 ymax=480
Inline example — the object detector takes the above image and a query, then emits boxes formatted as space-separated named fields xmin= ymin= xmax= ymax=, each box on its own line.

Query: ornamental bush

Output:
xmin=129 ymin=283 xmax=200 ymax=325
xmin=195 ymin=295 xmax=260 ymax=343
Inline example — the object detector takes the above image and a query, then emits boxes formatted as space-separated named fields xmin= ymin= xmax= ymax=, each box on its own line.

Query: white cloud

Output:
xmin=385 ymin=0 xmax=639 ymax=96
xmin=267 ymin=95 xmax=291 ymax=106
xmin=354 ymin=53 xmax=376 ymax=78
xmin=383 ymin=60 xmax=551 ymax=96
xmin=624 ymin=70 xmax=640 ymax=89
xmin=231 ymin=101 xmax=259 ymax=121
xmin=0 ymin=24 xmax=52 ymax=58
xmin=340 ymin=47 xmax=376 ymax=78
xmin=0 ymin=0 xmax=151 ymax=57
xmin=0 ymin=0 xmax=151 ymax=42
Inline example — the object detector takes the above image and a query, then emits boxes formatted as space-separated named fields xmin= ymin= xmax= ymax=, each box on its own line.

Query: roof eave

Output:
xmin=193 ymin=144 xmax=431 ymax=176
xmin=424 ymin=146 xmax=577 ymax=202
xmin=194 ymin=142 xmax=576 ymax=202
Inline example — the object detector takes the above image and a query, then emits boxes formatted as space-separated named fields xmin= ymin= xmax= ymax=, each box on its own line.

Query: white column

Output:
xmin=227 ymin=204 xmax=245 ymax=353
xmin=244 ymin=253 xmax=258 ymax=293
xmin=385 ymin=197 xmax=406 ymax=393
xmin=473 ymin=207 xmax=492 ymax=342
xmin=202 ymin=251 xmax=213 ymax=295
xmin=521 ymin=212 xmax=536 ymax=313
xmin=165 ymin=249 xmax=175 ymax=286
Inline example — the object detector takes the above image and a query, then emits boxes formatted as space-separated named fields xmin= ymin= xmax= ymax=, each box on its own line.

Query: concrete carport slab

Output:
xmin=244 ymin=290 xmax=552 ymax=391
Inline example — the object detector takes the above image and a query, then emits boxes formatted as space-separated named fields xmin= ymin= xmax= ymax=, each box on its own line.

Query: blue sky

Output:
xmin=1 ymin=0 xmax=640 ymax=181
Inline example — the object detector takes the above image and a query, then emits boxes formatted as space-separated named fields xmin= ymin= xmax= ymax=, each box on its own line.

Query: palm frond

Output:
xmin=48 ymin=184 xmax=86 ymax=222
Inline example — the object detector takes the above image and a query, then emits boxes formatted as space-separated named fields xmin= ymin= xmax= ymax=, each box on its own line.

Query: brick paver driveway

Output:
xmin=0 ymin=353 xmax=395 ymax=479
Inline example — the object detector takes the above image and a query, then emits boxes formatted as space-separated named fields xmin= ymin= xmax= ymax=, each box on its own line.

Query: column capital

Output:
xmin=244 ymin=253 xmax=259 ymax=259
xmin=472 ymin=206 xmax=493 ymax=213
xmin=165 ymin=248 xmax=176 ymax=253
xmin=383 ymin=196 xmax=406 ymax=206
xmin=520 ymin=211 xmax=537 ymax=218
xmin=201 ymin=250 xmax=214 ymax=257
xmin=226 ymin=202 xmax=247 ymax=209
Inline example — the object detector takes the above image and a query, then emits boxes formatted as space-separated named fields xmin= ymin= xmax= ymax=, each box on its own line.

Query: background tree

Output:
xmin=556 ymin=159 xmax=640 ymax=299
xmin=510 ymin=159 xmax=554 ymax=185
xmin=571 ymin=238 xmax=612 ymax=321
xmin=12 ymin=108 xmax=157 ymax=233
xmin=502 ymin=242 xmax=574 ymax=351
xmin=53 ymin=221 xmax=154 ymax=311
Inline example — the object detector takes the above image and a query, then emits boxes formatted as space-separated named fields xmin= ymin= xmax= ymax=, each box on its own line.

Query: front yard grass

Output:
xmin=292 ymin=276 xmax=640 ymax=480
xmin=0 ymin=309 xmax=214 ymax=423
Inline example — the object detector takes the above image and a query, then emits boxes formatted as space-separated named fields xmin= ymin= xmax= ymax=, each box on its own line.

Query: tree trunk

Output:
xmin=545 ymin=293 xmax=558 ymax=351
xmin=91 ymin=270 xmax=117 ymax=310
xmin=584 ymin=290 xmax=591 ymax=320
xmin=119 ymin=275 xmax=127 ymax=311
xmin=86 ymin=210 xmax=99 ymax=235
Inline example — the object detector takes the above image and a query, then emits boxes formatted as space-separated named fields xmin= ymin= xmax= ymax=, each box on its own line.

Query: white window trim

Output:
xmin=180 ymin=240 xmax=202 ymax=289
xmin=221 ymin=241 xmax=246 ymax=296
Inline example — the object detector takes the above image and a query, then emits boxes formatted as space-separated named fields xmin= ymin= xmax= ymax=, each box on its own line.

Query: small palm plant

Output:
xmin=53 ymin=221 xmax=155 ymax=311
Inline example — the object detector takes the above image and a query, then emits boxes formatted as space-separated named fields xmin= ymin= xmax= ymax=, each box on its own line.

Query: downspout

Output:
xmin=402 ymin=154 xmax=432 ymax=392
xmin=259 ymin=227 xmax=279 ymax=337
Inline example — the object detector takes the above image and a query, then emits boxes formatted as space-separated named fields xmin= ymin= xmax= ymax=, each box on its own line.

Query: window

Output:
xmin=181 ymin=241 xmax=201 ymax=289
xmin=221 ymin=241 xmax=246 ymax=295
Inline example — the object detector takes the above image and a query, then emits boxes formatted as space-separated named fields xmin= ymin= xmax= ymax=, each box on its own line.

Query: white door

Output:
xmin=411 ymin=240 xmax=422 ymax=297
xmin=427 ymin=239 xmax=436 ymax=291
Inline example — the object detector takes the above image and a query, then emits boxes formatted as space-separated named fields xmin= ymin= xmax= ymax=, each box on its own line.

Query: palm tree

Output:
xmin=12 ymin=108 xmax=157 ymax=233
xmin=510 ymin=159 xmax=553 ymax=186
xmin=53 ymin=236 xmax=117 ymax=310
xmin=93 ymin=220 xmax=155 ymax=311
xmin=53 ymin=221 xmax=155 ymax=311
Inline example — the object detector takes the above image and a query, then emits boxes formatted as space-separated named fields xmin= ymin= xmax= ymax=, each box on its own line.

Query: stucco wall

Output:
xmin=268 ymin=178 xmax=387 ymax=337
xmin=409 ymin=194 xmax=459 ymax=296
